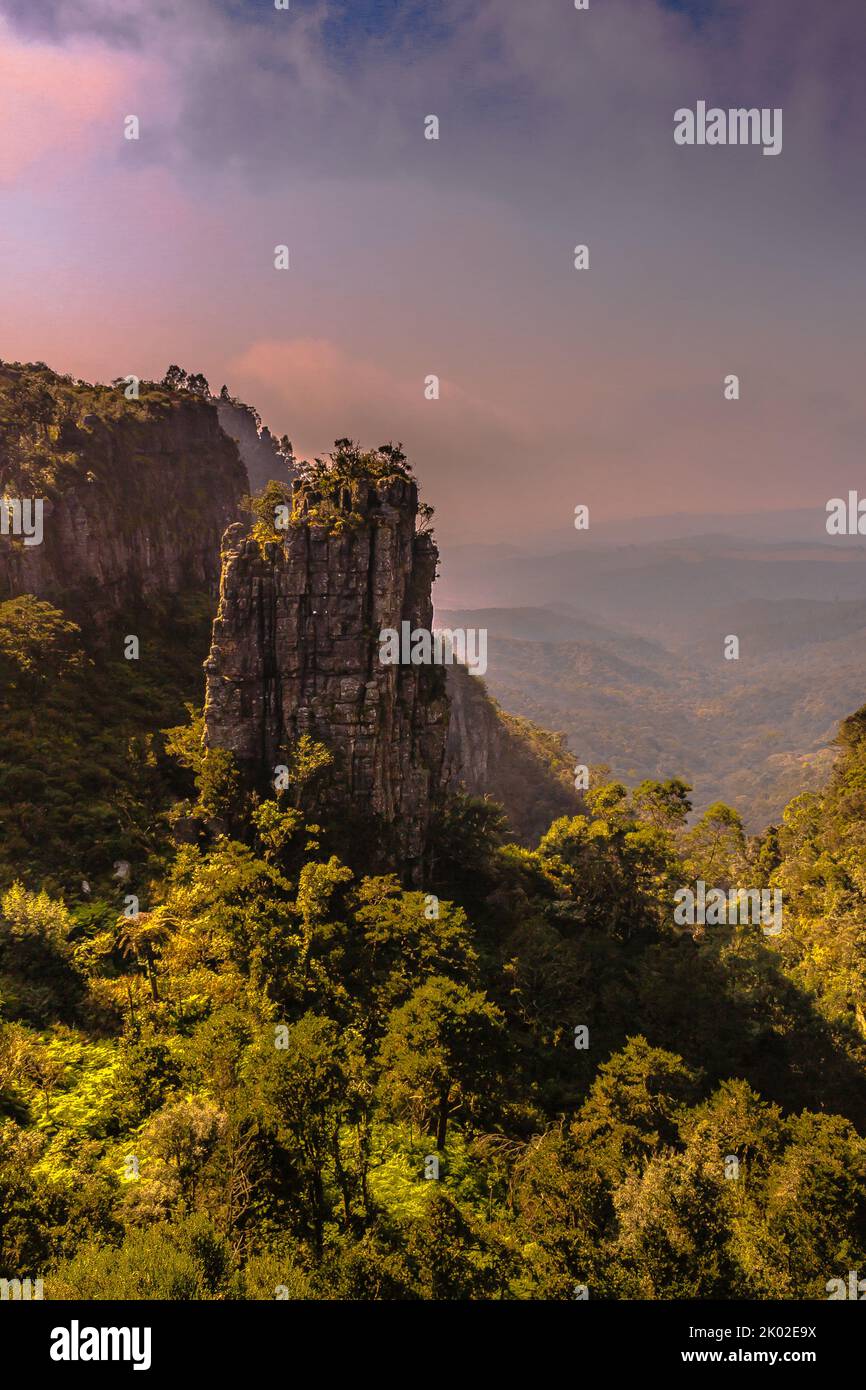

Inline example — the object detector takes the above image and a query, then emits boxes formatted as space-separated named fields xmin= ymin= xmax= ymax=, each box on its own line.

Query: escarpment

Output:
xmin=216 ymin=396 xmax=296 ymax=492
xmin=443 ymin=663 xmax=581 ymax=845
xmin=1 ymin=361 xmax=579 ymax=866
xmin=202 ymin=454 xmax=583 ymax=870
xmin=203 ymin=469 xmax=450 ymax=876
xmin=0 ymin=363 xmax=248 ymax=633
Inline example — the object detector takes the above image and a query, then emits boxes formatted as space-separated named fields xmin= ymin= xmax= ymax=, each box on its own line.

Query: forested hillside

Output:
xmin=2 ymin=558 xmax=866 ymax=1298
xmin=1 ymin=368 xmax=865 ymax=1300
xmin=434 ymin=599 xmax=860 ymax=829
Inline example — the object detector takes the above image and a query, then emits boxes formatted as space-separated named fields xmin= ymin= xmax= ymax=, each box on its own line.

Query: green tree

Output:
xmin=571 ymin=1037 xmax=701 ymax=1182
xmin=254 ymin=1013 xmax=354 ymax=1252
xmin=630 ymin=777 xmax=692 ymax=830
xmin=378 ymin=976 xmax=505 ymax=1150
xmin=683 ymin=801 xmax=747 ymax=886
xmin=0 ymin=596 xmax=84 ymax=708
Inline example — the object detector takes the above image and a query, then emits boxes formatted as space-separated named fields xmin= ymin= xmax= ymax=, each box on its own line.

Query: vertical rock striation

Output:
xmin=203 ymin=474 xmax=449 ymax=876
xmin=443 ymin=663 xmax=581 ymax=845
xmin=0 ymin=368 xmax=248 ymax=631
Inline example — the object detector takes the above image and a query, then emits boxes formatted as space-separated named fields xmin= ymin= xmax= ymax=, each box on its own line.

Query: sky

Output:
xmin=1 ymin=0 xmax=864 ymax=545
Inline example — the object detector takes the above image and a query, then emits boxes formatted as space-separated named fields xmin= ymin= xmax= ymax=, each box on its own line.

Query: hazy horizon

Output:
xmin=2 ymin=0 xmax=865 ymax=546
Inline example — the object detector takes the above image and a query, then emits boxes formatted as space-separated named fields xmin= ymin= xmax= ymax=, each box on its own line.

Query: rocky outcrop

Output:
xmin=3 ymin=364 xmax=579 ymax=862
xmin=444 ymin=664 xmax=581 ymax=845
xmin=203 ymin=472 xmax=449 ymax=876
xmin=202 ymin=460 xmax=580 ymax=867
xmin=216 ymin=398 xmax=295 ymax=493
xmin=0 ymin=365 xmax=248 ymax=633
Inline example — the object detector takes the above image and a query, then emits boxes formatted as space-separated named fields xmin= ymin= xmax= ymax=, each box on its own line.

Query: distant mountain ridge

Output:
xmin=434 ymin=592 xmax=866 ymax=829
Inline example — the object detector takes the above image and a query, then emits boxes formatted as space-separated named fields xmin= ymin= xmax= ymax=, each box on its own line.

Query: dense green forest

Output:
xmin=1 ymin=365 xmax=864 ymax=1300
xmin=1 ymin=581 xmax=865 ymax=1298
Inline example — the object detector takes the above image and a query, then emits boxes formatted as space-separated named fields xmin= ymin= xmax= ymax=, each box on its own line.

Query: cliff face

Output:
xmin=3 ymin=363 xmax=578 ymax=871
xmin=444 ymin=664 xmax=581 ymax=845
xmin=216 ymin=398 xmax=295 ymax=493
xmin=203 ymin=473 xmax=449 ymax=876
xmin=0 ymin=364 xmax=248 ymax=632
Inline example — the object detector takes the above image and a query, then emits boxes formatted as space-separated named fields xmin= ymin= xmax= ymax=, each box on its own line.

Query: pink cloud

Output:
xmin=0 ymin=18 xmax=147 ymax=183
xmin=229 ymin=337 xmax=530 ymax=456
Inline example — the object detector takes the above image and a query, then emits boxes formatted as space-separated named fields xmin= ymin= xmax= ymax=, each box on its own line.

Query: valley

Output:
xmin=435 ymin=535 xmax=866 ymax=828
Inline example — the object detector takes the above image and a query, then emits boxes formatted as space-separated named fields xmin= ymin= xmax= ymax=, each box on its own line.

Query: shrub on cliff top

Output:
xmin=296 ymin=438 xmax=413 ymax=492
xmin=242 ymin=442 xmax=422 ymax=544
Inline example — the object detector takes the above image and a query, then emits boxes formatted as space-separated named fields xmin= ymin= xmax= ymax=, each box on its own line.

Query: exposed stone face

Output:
xmin=444 ymin=662 xmax=581 ymax=845
xmin=0 ymin=394 xmax=248 ymax=631
xmin=203 ymin=474 xmax=449 ymax=876
xmin=2 ymin=364 xmax=577 ymax=862
xmin=216 ymin=398 xmax=296 ymax=493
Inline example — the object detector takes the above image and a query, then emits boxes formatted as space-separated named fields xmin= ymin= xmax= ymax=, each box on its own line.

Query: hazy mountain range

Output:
xmin=434 ymin=530 xmax=866 ymax=829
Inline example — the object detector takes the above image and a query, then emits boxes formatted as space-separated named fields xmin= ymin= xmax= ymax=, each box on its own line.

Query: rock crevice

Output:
xmin=0 ymin=378 xmax=248 ymax=632
xmin=203 ymin=475 xmax=449 ymax=874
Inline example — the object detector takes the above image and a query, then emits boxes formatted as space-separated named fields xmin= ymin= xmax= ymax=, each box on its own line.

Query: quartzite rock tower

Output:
xmin=203 ymin=463 xmax=449 ymax=877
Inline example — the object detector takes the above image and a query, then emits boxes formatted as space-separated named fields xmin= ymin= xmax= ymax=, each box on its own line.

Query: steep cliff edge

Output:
xmin=444 ymin=664 xmax=580 ymax=844
xmin=203 ymin=451 xmax=449 ymax=876
xmin=202 ymin=443 xmax=581 ymax=866
xmin=216 ymin=396 xmax=295 ymax=492
xmin=0 ymin=363 xmax=248 ymax=632
xmin=0 ymin=364 xmax=579 ymax=871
